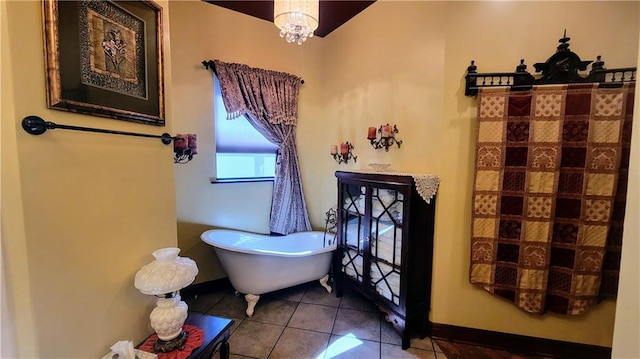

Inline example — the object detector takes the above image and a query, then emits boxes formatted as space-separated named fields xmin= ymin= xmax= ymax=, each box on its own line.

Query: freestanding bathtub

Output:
xmin=200 ymin=229 xmax=337 ymax=316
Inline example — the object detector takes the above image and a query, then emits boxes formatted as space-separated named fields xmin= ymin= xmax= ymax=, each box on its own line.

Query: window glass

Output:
xmin=214 ymin=76 xmax=277 ymax=180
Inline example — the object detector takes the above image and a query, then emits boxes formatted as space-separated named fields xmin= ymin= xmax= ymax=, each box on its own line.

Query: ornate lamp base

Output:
xmin=154 ymin=330 xmax=188 ymax=353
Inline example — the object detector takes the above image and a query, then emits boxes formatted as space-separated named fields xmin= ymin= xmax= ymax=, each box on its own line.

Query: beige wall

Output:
xmin=1 ymin=1 xmax=177 ymax=357
xmin=438 ymin=1 xmax=637 ymax=347
xmin=611 ymin=24 xmax=640 ymax=359
xmin=1 ymin=1 xmax=33 ymax=356
xmin=169 ymin=1 xmax=325 ymax=283
xmin=322 ymin=0 xmax=639 ymax=348
xmin=3 ymin=1 xmax=634 ymax=357
xmin=170 ymin=0 xmax=639 ymax=348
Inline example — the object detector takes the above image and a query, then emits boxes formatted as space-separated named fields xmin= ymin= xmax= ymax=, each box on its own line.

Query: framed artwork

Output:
xmin=43 ymin=0 xmax=165 ymax=126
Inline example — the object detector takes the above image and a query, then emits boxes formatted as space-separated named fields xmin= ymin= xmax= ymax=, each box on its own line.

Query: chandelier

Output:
xmin=274 ymin=0 xmax=319 ymax=45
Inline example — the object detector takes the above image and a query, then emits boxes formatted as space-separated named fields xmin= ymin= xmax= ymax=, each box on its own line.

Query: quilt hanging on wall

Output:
xmin=469 ymin=83 xmax=634 ymax=315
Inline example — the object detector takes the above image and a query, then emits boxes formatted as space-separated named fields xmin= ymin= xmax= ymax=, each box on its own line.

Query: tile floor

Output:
xmin=186 ymin=281 xmax=445 ymax=359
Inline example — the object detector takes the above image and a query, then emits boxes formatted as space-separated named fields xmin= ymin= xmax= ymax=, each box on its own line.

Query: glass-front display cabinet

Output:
xmin=334 ymin=171 xmax=437 ymax=350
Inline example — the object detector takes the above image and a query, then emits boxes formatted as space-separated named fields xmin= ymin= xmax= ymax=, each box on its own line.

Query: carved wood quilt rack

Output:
xmin=464 ymin=31 xmax=637 ymax=97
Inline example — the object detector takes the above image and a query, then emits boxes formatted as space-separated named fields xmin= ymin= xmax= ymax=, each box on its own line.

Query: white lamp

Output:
xmin=134 ymin=247 xmax=198 ymax=353
xmin=274 ymin=0 xmax=319 ymax=45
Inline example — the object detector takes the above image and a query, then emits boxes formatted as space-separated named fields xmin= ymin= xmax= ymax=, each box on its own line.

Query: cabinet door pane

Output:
xmin=343 ymin=249 xmax=364 ymax=283
xmin=342 ymin=185 xmax=366 ymax=216
xmin=370 ymin=187 xmax=403 ymax=225
xmin=370 ymin=261 xmax=401 ymax=305
xmin=369 ymin=188 xmax=403 ymax=305
xmin=340 ymin=184 xmax=366 ymax=283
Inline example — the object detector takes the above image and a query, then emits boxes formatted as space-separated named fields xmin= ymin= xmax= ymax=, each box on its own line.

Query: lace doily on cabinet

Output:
xmin=348 ymin=171 xmax=440 ymax=204
xmin=412 ymin=175 xmax=440 ymax=204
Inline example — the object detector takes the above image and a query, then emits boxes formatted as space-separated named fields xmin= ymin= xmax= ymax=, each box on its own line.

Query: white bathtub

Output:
xmin=200 ymin=229 xmax=336 ymax=316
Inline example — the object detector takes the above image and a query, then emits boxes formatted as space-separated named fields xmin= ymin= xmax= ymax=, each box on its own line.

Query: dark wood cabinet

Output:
xmin=333 ymin=171 xmax=437 ymax=349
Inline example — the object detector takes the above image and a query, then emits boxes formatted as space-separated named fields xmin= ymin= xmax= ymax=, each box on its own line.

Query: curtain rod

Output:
xmin=201 ymin=60 xmax=305 ymax=85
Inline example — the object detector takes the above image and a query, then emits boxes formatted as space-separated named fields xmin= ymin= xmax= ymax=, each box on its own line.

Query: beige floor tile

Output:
xmin=381 ymin=343 xmax=437 ymax=359
xmin=228 ymin=320 xmax=284 ymax=359
xmin=207 ymin=293 xmax=249 ymax=319
xmin=325 ymin=334 xmax=381 ymax=359
xmin=288 ymin=302 xmax=338 ymax=333
xmin=269 ymin=327 xmax=330 ymax=359
xmin=332 ymin=308 xmax=381 ymax=341
xmin=380 ymin=320 xmax=402 ymax=345
xmin=246 ymin=298 xmax=298 ymax=326
xmin=301 ymin=284 xmax=341 ymax=307
xmin=186 ymin=291 xmax=225 ymax=313
xmin=339 ymin=289 xmax=378 ymax=312
xmin=411 ymin=336 xmax=435 ymax=351
xmin=196 ymin=289 xmax=542 ymax=359
xmin=228 ymin=354 xmax=254 ymax=359
xmin=228 ymin=317 xmax=243 ymax=334
xmin=431 ymin=339 xmax=444 ymax=353
xmin=266 ymin=282 xmax=310 ymax=302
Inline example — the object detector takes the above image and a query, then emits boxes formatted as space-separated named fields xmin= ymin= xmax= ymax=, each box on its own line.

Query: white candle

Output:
xmin=381 ymin=125 xmax=392 ymax=138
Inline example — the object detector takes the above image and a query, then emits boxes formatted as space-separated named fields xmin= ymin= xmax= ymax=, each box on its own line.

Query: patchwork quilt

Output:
xmin=470 ymin=83 xmax=634 ymax=315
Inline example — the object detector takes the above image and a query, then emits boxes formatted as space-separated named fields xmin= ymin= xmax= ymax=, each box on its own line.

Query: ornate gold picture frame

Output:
xmin=43 ymin=0 xmax=165 ymax=125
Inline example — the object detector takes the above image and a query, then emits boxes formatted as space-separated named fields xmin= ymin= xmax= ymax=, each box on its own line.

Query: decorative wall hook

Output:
xmin=367 ymin=124 xmax=402 ymax=151
xmin=331 ymin=142 xmax=357 ymax=164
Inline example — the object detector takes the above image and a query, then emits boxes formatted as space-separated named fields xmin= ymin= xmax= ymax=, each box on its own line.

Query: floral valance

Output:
xmin=213 ymin=60 xmax=302 ymax=126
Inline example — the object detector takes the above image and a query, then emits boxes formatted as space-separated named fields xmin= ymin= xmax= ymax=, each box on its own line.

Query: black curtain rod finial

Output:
xmin=202 ymin=60 xmax=216 ymax=72
xmin=22 ymin=115 xmax=50 ymax=135
xmin=160 ymin=133 xmax=173 ymax=145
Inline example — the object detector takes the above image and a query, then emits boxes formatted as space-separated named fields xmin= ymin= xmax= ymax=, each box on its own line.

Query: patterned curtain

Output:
xmin=470 ymin=83 xmax=634 ymax=315
xmin=214 ymin=60 xmax=312 ymax=235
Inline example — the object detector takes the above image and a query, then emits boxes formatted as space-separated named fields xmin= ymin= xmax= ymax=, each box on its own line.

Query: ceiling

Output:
xmin=204 ymin=1 xmax=376 ymax=38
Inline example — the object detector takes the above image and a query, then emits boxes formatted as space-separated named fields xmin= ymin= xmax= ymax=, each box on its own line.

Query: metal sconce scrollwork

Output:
xmin=368 ymin=124 xmax=402 ymax=151
xmin=331 ymin=142 xmax=357 ymax=164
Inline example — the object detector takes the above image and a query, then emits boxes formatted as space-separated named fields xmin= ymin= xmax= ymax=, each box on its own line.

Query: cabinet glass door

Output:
xmin=340 ymin=184 xmax=366 ymax=283
xmin=369 ymin=187 xmax=403 ymax=305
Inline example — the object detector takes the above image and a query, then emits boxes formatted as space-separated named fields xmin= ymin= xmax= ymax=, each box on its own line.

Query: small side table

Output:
xmin=185 ymin=312 xmax=233 ymax=359
xmin=139 ymin=312 xmax=234 ymax=359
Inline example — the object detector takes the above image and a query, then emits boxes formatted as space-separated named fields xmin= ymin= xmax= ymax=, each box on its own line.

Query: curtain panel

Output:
xmin=470 ymin=83 xmax=634 ymax=315
xmin=214 ymin=60 xmax=311 ymax=235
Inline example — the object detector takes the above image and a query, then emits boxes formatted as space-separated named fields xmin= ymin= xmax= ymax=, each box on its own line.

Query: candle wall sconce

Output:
xmin=331 ymin=142 xmax=357 ymax=164
xmin=367 ymin=124 xmax=402 ymax=151
xmin=173 ymin=134 xmax=197 ymax=164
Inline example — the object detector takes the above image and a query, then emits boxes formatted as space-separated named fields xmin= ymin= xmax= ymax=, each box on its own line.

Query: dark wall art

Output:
xmin=43 ymin=0 xmax=165 ymax=125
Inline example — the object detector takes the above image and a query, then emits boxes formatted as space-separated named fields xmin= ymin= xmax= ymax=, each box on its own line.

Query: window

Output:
xmin=214 ymin=76 xmax=278 ymax=180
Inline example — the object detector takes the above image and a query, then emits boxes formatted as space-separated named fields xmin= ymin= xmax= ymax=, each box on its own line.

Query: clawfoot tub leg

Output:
xmin=244 ymin=294 xmax=260 ymax=317
xmin=319 ymin=274 xmax=332 ymax=293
